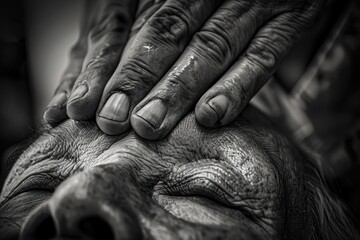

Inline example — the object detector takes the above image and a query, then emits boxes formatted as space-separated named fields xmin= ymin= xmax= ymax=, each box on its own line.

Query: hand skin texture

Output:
xmin=2 ymin=106 xmax=359 ymax=240
xmin=43 ymin=0 xmax=329 ymax=140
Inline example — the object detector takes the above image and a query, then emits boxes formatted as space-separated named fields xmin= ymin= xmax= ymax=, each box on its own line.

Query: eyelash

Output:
xmin=156 ymin=162 xmax=259 ymax=219
xmin=159 ymin=175 xmax=256 ymax=221
xmin=165 ymin=173 xmax=229 ymax=200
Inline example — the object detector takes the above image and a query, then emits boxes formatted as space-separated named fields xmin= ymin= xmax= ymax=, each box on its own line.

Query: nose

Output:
xmin=20 ymin=167 xmax=143 ymax=240
xmin=20 ymin=196 xmax=142 ymax=240
xmin=21 ymin=198 xmax=142 ymax=240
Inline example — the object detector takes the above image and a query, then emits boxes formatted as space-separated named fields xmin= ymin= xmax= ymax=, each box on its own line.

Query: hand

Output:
xmin=44 ymin=0 xmax=327 ymax=140
xmin=43 ymin=0 xmax=159 ymax=124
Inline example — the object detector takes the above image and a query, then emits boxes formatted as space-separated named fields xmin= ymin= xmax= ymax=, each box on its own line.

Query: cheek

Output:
xmin=142 ymin=196 xmax=266 ymax=240
xmin=153 ymin=194 xmax=250 ymax=226
xmin=152 ymin=194 xmax=269 ymax=239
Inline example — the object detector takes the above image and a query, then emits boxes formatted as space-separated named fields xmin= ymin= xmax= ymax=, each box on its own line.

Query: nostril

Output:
xmin=20 ymin=203 xmax=56 ymax=240
xmin=30 ymin=216 xmax=56 ymax=240
xmin=78 ymin=216 xmax=114 ymax=240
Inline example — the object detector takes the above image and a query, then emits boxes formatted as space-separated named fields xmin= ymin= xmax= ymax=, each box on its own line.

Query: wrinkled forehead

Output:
xmin=2 ymin=107 xmax=302 ymax=199
xmin=163 ymin=107 xmax=297 ymax=173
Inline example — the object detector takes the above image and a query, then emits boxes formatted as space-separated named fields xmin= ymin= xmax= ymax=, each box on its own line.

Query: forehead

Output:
xmin=1 ymin=107 xmax=300 ymax=201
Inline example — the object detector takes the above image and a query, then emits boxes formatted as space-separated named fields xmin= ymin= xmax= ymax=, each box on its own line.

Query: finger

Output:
xmin=66 ymin=0 xmax=138 ymax=120
xmin=96 ymin=0 xmax=223 ymax=135
xmin=43 ymin=0 xmax=97 ymax=125
xmin=135 ymin=0 xmax=166 ymax=20
xmin=123 ymin=0 xmax=166 ymax=60
xmin=130 ymin=1 xmax=269 ymax=140
xmin=195 ymin=11 xmax=317 ymax=127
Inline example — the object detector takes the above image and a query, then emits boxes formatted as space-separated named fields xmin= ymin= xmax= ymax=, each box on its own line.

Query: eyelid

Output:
xmin=5 ymin=173 xmax=61 ymax=200
xmin=157 ymin=161 xmax=255 ymax=212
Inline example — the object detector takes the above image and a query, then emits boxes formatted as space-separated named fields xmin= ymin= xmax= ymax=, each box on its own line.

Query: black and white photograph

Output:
xmin=1 ymin=0 xmax=360 ymax=239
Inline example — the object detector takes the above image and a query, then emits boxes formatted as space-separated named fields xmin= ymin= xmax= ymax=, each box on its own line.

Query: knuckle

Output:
xmin=84 ymin=43 xmax=121 ymax=70
xmin=90 ymin=5 xmax=131 ymax=42
xmin=192 ymin=29 xmax=231 ymax=65
xmin=148 ymin=5 xmax=189 ymax=44
xmin=85 ymin=57 xmax=109 ymax=71
xmin=245 ymin=37 xmax=280 ymax=72
xmin=115 ymin=57 xmax=158 ymax=94
xmin=227 ymin=1 xmax=255 ymax=14
xmin=221 ymin=1 xmax=254 ymax=20
xmin=166 ymin=75 xmax=194 ymax=97
xmin=82 ymin=63 xmax=110 ymax=81
xmin=98 ymin=42 xmax=122 ymax=59
xmin=131 ymin=8 xmax=155 ymax=35
xmin=289 ymin=11 xmax=313 ymax=32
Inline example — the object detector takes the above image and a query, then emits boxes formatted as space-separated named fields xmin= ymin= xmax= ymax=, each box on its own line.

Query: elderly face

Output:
xmin=0 ymin=106 xmax=336 ymax=239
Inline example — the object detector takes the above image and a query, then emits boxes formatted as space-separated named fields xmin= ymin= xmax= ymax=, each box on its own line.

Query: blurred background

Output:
xmin=0 ymin=0 xmax=360 ymax=226
xmin=0 ymin=0 xmax=84 ymax=188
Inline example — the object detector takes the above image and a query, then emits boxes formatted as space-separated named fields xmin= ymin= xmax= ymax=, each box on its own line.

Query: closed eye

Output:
xmin=161 ymin=176 xmax=257 ymax=220
xmin=156 ymin=161 xmax=258 ymax=218
xmin=4 ymin=173 xmax=61 ymax=201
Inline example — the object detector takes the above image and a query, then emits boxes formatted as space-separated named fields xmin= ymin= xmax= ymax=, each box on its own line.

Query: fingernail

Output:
xmin=99 ymin=93 xmax=130 ymax=122
xmin=68 ymin=84 xmax=88 ymax=103
xmin=43 ymin=107 xmax=65 ymax=125
xmin=207 ymin=95 xmax=229 ymax=120
xmin=43 ymin=92 xmax=67 ymax=125
xmin=136 ymin=99 xmax=167 ymax=129
xmin=46 ymin=92 xmax=67 ymax=109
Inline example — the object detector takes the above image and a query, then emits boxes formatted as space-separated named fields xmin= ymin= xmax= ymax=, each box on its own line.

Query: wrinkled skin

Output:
xmin=44 ymin=0 xmax=328 ymax=140
xmin=1 ymin=106 xmax=325 ymax=240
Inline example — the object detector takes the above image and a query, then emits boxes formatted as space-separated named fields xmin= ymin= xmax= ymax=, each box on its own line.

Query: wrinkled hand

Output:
xmin=44 ymin=0 xmax=327 ymax=140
